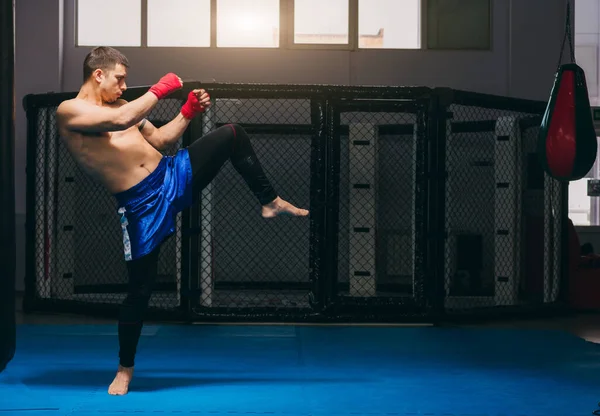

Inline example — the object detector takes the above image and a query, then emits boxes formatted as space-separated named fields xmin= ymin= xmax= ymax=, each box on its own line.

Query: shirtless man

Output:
xmin=56 ymin=46 xmax=308 ymax=396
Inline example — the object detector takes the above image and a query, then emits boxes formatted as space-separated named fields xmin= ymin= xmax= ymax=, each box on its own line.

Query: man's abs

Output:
xmin=61 ymin=127 xmax=164 ymax=194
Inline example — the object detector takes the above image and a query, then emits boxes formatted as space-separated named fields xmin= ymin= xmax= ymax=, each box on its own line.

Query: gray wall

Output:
xmin=15 ymin=0 xmax=64 ymax=291
xmin=14 ymin=0 xmax=572 ymax=292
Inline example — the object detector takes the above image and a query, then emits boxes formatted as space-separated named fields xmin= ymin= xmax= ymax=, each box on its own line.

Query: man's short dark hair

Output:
xmin=83 ymin=46 xmax=130 ymax=81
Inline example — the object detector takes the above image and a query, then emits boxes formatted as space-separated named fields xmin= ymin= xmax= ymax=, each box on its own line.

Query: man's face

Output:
xmin=97 ymin=64 xmax=128 ymax=103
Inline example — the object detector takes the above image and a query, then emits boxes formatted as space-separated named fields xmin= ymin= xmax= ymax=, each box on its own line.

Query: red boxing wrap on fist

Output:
xmin=148 ymin=73 xmax=182 ymax=99
xmin=181 ymin=91 xmax=207 ymax=119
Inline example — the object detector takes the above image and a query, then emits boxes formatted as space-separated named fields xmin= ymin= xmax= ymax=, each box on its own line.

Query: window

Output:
xmin=571 ymin=0 xmax=600 ymax=225
xmin=293 ymin=0 xmax=349 ymax=45
xmin=147 ymin=0 xmax=211 ymax=47
xmin=426 ymin=0 xmax=491 ymax=50
xmin=216 ymin=0 xmax=280 ymax=48
xmin=569 ymin=142 xmax=600 ymax=226
xmin=74 ymin=0 xmax=491 ymax=50
xmin=358 ymin=0 xmax=421 ymax=49
xmin=77 ymin=0 xmax=141 ymax=47
xmin=569 ymin=177 xmax=593 ymax=226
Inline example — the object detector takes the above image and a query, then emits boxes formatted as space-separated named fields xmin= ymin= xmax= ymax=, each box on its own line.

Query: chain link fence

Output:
xmin=331 ymin=102 xmax=429 ymax=318
xmin=441 ymin=90 xmax=565 ymax=318
xmin=189 ymin=97 xmax=313 ymax=315
xmin=23 ymin=84 xmax=568 ymax=322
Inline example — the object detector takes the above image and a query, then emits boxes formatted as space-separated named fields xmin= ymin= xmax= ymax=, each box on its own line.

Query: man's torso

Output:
xmin=57 ymin=98 xmax=163 ymax=194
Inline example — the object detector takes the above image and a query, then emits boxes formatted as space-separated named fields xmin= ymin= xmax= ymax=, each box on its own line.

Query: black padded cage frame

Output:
xmin=22 ymin=83 xmax=567 ymax=323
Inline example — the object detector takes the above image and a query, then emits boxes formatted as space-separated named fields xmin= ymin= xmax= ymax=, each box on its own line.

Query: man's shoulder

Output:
xmin=57 ymin=97 xmax=87 ymax=115
xmin=57 ymin=97 xmax=75 ymax=109
xmin=56 ymin=98 xmax=94 ymax=133
xmin=57 ymin=97 xmax=123 ymax=117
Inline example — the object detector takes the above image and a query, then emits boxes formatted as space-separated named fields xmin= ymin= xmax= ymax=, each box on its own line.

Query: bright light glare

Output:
xmin=217 ymin=0 xmax=280 ymax=48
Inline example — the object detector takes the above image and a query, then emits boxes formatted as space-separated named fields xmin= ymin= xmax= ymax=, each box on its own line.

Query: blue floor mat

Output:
xmin=1 ymin=324 xmax=599 ymax=415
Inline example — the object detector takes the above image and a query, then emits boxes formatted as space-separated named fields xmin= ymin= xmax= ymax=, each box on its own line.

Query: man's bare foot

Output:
xmin=262 ymin=196 xmax=309 ymax=218
xmin=108 ymin=365 xmax=134 ymax=396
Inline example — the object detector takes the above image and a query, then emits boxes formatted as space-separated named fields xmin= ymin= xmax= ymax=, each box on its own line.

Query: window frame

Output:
xmin=74 ymin=0 xmax=492 ymax=51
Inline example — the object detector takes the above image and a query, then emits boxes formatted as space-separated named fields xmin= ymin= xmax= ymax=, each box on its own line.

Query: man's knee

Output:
xmin=224 ymin=123 xmax=245 ymax=138
xmin=123 ymin=274 xmax=156 ymax=309
xmin=123 ymin=289 xmax=152 ymax=307
xmin=120 ymin=292 xmax=152 ymax=324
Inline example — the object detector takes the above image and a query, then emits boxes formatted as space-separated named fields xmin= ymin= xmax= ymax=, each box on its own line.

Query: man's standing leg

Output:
xmin=108 ymin=246 xmax=161 ymax=395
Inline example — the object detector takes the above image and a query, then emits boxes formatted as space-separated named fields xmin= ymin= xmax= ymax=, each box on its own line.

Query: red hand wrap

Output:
xmin=148 ymin=73 xmax=182 ymax=99
xmin=181 ymin=91 xmax=207 ymax=119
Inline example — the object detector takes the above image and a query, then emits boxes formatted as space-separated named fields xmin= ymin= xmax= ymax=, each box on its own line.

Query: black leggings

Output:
xmin=117 ymin=124 xmax=278 ymax=368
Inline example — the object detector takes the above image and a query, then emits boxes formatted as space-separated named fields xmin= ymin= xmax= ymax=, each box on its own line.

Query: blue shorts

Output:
xmin=113 ymin=149 xmax=193 ymax=261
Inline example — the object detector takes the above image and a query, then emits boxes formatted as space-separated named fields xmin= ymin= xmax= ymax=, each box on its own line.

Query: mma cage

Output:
xmin=22 ymin=83 xmax=568 ymax=323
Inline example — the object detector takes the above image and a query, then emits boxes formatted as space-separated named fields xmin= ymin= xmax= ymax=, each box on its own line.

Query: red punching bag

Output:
xmin=538 ymin=3 xmax=597 ymax=181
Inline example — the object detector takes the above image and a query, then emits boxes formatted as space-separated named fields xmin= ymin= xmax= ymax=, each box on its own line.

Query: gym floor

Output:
xmin=5 ymin=294 xmax=600 ymax=416
xmin=14 ymin=293 xmax=600 ymax=343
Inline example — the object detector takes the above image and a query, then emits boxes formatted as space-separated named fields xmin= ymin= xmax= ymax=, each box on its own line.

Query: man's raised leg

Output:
xmin=186 ymin=123 xmax=309 ymax=217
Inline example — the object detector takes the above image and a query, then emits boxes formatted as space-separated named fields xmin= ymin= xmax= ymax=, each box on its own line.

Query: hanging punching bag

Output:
xmin=538 ymin=3 xmax=597 ymax=181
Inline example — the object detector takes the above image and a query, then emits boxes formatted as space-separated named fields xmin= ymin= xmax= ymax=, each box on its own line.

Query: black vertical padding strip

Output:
xmin=53 ymin=100 xmax=61 ymax=292
xmin=308 ymin=99 xmax=327 ymax=311
xmin=427 ymin=88 xmax=452 ymax=320
xmin=414 ymin=104 xmax=427 ymax=310
xmin=560 ymin=181 xmax=570 ymax=303
xmin=23 ymin=95 xmax=37 ymax=313
xmin=0 ymin=0 xmax=16 ymax=373
xmin=179 ymin=86 xmax=200 ymax=316
xmin=326 ymin=102 xmax=341 ymax=311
